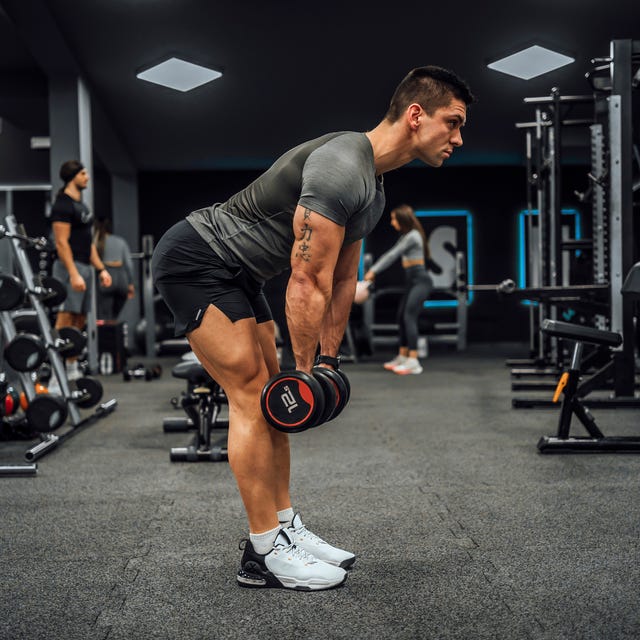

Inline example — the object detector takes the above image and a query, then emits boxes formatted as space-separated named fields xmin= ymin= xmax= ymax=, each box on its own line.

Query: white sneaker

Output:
xmin=66 ymin=361 xmax=83 ymax=381
xmin=287 ymin=513 xmax=356 ymax=569
xmin=383 ymin=354 xmax=407 ymax=371
xmin=393 ymin=358 xmax=423 ymax=375
xmin=237 ymin=529 xmax=347 ymax=591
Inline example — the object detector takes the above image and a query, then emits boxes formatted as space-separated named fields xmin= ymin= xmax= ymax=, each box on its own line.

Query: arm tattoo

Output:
xmin=296 ymin=208 xmax=313 ymax=262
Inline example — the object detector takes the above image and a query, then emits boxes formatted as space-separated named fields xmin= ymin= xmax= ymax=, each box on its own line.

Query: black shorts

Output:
xmin=151 ymin=220 xmax=272 ymax=336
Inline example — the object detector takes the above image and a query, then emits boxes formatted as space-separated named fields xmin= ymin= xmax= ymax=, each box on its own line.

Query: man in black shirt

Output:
xmin=50 ymin=160 xmax=111 ymax=381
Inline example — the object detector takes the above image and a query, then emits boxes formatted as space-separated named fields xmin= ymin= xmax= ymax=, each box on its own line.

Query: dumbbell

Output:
xmin=24 ymin=377 xmax=104 ymax=433
xmin=3 ymin=327 xmax=86 ymax=372
xmin=0 ymin=273 xmax=67 ymax=311
xmin=25 ymin=394 xmax=68 ymax=432
xmin=260 ymin=368 xmax=350 ymax=433
xmin=123 ymin=363 xmax=163 ymax=381
xmin=66 ymin=376 xmax=104 ymax=409
xmin=145 ymin=363 xmax=162 ymax=380
xmin=30 ymin=276 xmax=67 ymax=307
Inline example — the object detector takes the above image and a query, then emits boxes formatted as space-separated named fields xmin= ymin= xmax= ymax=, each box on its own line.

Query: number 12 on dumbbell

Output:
xmin=261 ymin=372 xmax=324 ymax=433
xmin=280 ymin=385 xmax=300 ymax=413
xmin=260 ymin=368 xmax=350 ymax=433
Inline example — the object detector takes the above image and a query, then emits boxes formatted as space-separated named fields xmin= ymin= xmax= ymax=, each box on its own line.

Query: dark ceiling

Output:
xmin=0 ymin=0 xmax=638 ymax=172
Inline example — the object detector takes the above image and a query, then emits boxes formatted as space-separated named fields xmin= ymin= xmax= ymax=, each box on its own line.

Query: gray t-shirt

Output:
xmin=370 ymin=229 xmax=425 ymax=274
xmin=187 ymin=132 xmax=385 ymax=283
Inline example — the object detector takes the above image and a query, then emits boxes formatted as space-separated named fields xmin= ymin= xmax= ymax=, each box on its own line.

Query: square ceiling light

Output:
xmin=487 ymin=45 xmax=574 ymax=80
xmin=136 ymin=57 xmax=222 ymax=92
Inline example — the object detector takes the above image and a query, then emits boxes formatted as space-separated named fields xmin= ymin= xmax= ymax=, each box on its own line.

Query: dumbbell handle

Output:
xmin=0 ymin=226 xmax=48 ymax=249
xmin=463 ymin=279 xmax=516 ymax=294
xmin=53 ymin=338 xmax=74 ymax=353
xmin=29 ymin=285 xmax=55 ymax=299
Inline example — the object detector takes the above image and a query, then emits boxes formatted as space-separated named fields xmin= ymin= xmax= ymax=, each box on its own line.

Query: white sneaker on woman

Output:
xmin=394 ymin=358 xmax=423 ymax=375
xmin=383 ymin=354 xmax=407 ymax=371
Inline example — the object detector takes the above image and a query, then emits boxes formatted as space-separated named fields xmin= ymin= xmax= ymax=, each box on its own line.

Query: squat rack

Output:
xmin=511 ymin=39 xmax=640 ymax=406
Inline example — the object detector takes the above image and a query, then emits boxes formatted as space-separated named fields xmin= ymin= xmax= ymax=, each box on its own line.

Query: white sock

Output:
xmin=249 ymin=525 xmax=281 ymax=555
xmin=277 ymin=507 xmax=294 ymax=527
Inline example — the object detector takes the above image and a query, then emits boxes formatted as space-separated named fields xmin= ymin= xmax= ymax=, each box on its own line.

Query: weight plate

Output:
xmin=313 ymin=367 xmax=349 ymax=421
xmin=0 ymin=273 xmax=24 ymax=311
xmin=26 ymin=394 xmax=67 ymax=432
xmin=260 ymin=372 xmax=324 ymax=433
xmin=40 ymin=276 xmax=67 ymax=307
xmin=57 ymin=327 xmax=87 ymax=357
xmin=335 ymin=369 xmax=351 ymax=404
xmin=75 ymin=376 xmax=104 ymax=408
xmin=4 ymin=333 xmax=46 ymax=372
xmin=12 ymin=312 xmax=40 ymax=335
xmin=311 ymin=369 xmax=338 ymax=425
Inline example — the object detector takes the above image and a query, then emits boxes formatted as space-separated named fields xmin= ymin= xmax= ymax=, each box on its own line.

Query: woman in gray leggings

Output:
xmin=364 ymin=204 xmax=433 ymax=375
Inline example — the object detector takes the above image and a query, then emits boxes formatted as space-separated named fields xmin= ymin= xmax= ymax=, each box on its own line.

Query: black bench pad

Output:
xmin=541 ymin=319 xmax=622 ymax=347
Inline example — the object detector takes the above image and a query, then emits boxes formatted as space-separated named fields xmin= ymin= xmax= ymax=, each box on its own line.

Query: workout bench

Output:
xmin=163 ymin=360 xmax=228 ymax=462
xmin=537 ymin=319 xmax=640 ymax=453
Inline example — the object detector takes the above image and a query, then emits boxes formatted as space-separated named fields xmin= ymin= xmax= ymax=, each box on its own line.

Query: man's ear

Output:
xmin=406 ymin=103 xmax=422 ymax=131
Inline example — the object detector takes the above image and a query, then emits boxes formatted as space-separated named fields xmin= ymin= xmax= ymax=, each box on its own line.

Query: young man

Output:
xmin=50 ymin=161 xmax=111 ymax=383
xmin=152 ymin=66 xmax=474 ymax=591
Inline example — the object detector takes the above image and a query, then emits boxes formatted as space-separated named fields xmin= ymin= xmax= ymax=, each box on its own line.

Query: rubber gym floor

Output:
xmin=1 ymin=343 xmax=639 ymax=640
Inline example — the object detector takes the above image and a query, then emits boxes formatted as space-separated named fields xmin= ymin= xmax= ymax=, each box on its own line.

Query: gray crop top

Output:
xmin=102 ymin=235 xmax=134 ymax=284
xmin=187 ymin=132 xmax=386 ymax=283
xmin=369 ymin=229 xmax=424 ymax=274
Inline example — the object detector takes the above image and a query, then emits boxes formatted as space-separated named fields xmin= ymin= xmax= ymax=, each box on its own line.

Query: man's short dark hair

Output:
xmin=385 ymin=66 xmax=475 ymax=122
xmin=59 ymin=160 xmax=84 ymax=184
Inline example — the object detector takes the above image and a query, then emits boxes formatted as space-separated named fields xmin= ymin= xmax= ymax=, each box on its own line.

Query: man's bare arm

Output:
xmin=320 ymin=239 xmax=361 ymax=359
xmin=286 ymin=206 xmax=344 ymax=372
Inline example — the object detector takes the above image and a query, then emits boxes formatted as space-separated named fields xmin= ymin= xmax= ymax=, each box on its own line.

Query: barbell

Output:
xmin=458 ymin=279 xmax=517 ymax=294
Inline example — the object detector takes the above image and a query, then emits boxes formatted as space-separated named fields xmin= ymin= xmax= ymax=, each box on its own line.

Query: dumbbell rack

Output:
xmin=0 ymin=214 xmax=117 ymax=465
xmin=0 ymin=309 xmax=41 ymax=479
xmin=0 ymin=312 xmax=38 ymax=409
xmin=2 ymin=214 xmax=82 ymax=426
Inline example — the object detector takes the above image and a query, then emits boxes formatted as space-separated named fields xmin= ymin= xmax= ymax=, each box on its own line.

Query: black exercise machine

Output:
xmin=163 ymin=360 xmax=228 ymax=462
xmin=537 ymin=319 xmax=640 ymax=453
